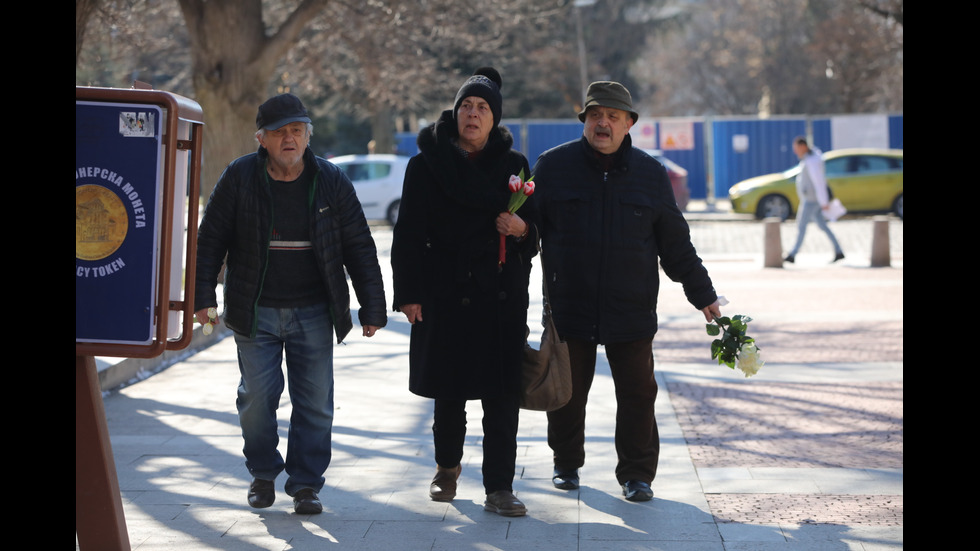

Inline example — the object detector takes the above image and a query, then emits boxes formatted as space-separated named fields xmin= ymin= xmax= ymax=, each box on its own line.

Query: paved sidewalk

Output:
xmin=86 ymin=217 xmax=903 ymax=550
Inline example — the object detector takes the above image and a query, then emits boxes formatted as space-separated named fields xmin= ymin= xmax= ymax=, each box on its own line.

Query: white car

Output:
xmin=330 ymin=154 xmax=409 ymax=225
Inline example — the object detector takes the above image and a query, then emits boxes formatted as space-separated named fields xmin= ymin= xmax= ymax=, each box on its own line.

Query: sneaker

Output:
xmin=429 ymin=464 xmax=461 ymax=502
xmin=292 ymin=488 xmax=322 ymax=514
xmin=622 ymin=480 xmax=653 ymax=502
xmin=247 ymin=478 xmax=275 ymax=508
xmin=484 ymin=490 xmax=527 ymax=517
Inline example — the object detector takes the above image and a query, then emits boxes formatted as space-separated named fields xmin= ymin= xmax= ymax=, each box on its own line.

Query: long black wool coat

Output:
xmin=391 ymin=110 xmax=538 ymax=400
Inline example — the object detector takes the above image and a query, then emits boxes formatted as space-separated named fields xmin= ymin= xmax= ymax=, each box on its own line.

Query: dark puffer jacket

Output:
xmin=533 ymin=135 xmax=716 ymax=345
xmin=195 ymin=146 xmax=387 ymax=342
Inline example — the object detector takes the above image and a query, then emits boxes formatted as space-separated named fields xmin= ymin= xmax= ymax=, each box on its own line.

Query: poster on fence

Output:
xmin=633 ymin=118 xmax=656 ymax=150
xmin=659 ymin=120 xmax=695 ymax=151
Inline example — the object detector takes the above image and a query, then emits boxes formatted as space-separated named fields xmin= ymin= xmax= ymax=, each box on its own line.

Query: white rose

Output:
xmin=736 ymin=342 xmax=764 ymax=377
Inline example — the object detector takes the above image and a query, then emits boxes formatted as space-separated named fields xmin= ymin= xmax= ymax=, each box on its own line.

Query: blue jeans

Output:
xmin=233 ymin=303 xmax=335 ymax=496
xmin=788 ymin=199 xmax=843 ymax=257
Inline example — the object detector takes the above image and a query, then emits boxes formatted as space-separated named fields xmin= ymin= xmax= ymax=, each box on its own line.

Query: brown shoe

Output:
xmin=484 ymin=490 xmax=527 ymax=517
xmin=429 ymin=464 xmax=461 ymax=502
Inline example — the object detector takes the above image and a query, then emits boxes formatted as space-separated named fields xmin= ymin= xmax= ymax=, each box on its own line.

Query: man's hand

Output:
xmin=400 ymin=304 xmax=423 ymax=324
xmin=362 ymin=325 xmax=381 ymax=337
xmin=701 ymin=300 xmax=722 ymax=322
xmin=195 ymin=307 xmax=219 ymax=326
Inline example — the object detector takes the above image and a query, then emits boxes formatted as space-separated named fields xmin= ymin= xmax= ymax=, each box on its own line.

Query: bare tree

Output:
xmin=77 ymin=0 xmax=100 ymax=65
xmin=808 ymin=2 xmax=903 ymax=112
xmin=77 ymin=0 xmax=567 ymax=196
xmin=281 ymin=0 xmax=566 ymax=151
xmin=858 ymin=0 xmax=903 ymax=25
xmin=633 ymin=0 xmax=903 ymax=116
xmin=173 ymin=0 xmax=329 ymax=198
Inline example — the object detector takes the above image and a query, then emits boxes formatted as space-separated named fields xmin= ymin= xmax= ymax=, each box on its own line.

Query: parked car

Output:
xmin=728 ymin=148 xmax=903 ymax=221
xmin=641 ymin=149 xmax=690 ymax=211
xmin=330 ymin=154 xmax=409 ymax=225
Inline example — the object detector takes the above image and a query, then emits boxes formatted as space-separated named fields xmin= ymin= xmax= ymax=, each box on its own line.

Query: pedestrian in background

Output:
xmin=391 ymin=67 xmax=536 ymax=517
xmin=194 ymin=93 xmax=388 ymax=514
xmin=784 ymin=136 xmax=845 ymax=264
xmin=532 ymin=81 xmax=721 ymax=502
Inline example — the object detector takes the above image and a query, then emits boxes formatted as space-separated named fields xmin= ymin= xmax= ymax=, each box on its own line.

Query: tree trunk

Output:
xmin=370 ymin=105 xmax=395 ymax=155
xmin=76 ymin=0 xmax=100 ymax=66
xmin=196 ymin=89 xmax=260 ymax=203
xmin=177 ymin=0 xmax=329 ymax=201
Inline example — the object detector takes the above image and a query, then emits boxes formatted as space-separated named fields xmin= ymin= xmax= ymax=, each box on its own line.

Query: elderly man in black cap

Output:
xmin=531 ymin=81 xmax=722 ymax=502
xmin=194 ymin=93 xmax=387 ymax=514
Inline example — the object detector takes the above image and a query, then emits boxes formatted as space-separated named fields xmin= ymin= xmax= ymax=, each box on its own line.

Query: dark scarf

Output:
xmin=416 ymin=109 xmax=514 ymax=214
xmin=584 ymin=133 xmax=633 ymax=173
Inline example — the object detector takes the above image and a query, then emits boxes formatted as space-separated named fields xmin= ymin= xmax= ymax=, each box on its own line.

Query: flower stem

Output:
xmin=498 ymin=233 xmax=506 ymax=267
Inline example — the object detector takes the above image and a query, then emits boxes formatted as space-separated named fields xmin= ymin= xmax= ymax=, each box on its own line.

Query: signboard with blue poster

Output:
xmin=76 ymin=101 xmax=163 ymax=345
xmin=76 ymin=86 xmax=203 ymax=551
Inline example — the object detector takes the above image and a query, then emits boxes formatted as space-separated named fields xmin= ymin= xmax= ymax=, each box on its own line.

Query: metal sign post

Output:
xmin=75 ymin=85 xmax=204 ymax=550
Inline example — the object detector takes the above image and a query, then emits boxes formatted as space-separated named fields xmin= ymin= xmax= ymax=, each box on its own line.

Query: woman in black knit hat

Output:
xmin=391 ymin=67 xmax=537 ymax=517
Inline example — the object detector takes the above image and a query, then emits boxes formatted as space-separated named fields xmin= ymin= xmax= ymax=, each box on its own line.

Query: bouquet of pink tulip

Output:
xmin=499 ymin=169 xmax=535 ymax=265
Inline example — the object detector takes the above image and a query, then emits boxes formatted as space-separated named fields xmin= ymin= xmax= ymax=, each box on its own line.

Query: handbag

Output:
xmin=520 ymin=252 xmax=572 ymax=412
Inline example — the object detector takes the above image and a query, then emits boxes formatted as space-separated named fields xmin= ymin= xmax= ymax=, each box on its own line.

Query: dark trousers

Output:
xmin=547 ymin=337 xmax=659 ymax=484
xmin=433 ymin=394 xmax=520 ymax=494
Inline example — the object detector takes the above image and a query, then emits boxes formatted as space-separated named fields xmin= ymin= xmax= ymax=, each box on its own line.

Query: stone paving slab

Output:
xmin=669 ymin=381 xmax=903 ymax=469
xmin=84 ymin=218 xmax=902 ymax=550
xmin=654 ymin=252 xmax=902 ymax=535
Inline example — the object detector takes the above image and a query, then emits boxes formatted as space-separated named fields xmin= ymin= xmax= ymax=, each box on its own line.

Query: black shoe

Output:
xmin=247 ymin=478 xmax=275 ymax=508
xmin=292 ymin=488 xmax=323 ymax=514
xmin=783 ymin=254 xmax=795 ymax=264
xmin=622 ymin=480 xmax=653 ymax=502
xmin=832 ymin=251 xmax=845 ymax=263
xmin=552 ymin=468 xmax=579 ymax=490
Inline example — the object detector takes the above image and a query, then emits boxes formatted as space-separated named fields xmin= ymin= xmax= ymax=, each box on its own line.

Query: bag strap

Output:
xmin=535 ymin=236 xmax=555 ymax=319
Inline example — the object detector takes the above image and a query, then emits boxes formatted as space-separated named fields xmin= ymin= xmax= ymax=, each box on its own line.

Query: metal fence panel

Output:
xmin=395 ymin=114 xmax=903 ymax=202
xmin=710 ymin=118 xmax=807 ymax=199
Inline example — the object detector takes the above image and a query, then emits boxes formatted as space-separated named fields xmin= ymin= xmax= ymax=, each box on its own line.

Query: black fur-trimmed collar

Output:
xmin=415 ymin=109 xmax=514 ymax=212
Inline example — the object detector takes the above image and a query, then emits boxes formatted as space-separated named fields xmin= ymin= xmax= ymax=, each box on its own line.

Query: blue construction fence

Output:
xmin=396 ymin=113 xmax=903 ymax=202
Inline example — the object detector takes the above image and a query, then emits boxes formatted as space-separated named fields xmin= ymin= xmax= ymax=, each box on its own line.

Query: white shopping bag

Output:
xmin=823 ymin=198 xmax=847 ymax=221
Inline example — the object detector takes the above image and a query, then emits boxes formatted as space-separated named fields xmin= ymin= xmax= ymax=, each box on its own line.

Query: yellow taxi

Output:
xmin=728 ymin=148 xmax=903 ymax=220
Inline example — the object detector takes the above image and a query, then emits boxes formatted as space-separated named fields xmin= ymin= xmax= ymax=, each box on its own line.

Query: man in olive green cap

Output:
xmin=531 ymin=81 xmax=722 ymax=503
xmin=575 ymin=81 xmax=640 ymax=155
xmin=578 ymin=81 xmax=639 ymax=123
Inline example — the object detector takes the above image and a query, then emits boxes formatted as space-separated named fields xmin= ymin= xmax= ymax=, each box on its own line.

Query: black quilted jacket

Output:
xmin=194 ymin=146 xmax=387 ymax=342
xmin=533 ymin=135 xmax=716 ymax=344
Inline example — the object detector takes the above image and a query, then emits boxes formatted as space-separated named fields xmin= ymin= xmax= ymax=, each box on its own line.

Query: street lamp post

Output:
xmin=574 ymin=0 xmax=596 ymax=104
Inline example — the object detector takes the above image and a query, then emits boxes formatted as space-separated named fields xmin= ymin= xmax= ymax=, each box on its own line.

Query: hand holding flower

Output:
xmin=496 ymin=212 xmax=528 ymax=238
xmin=499 ymin=169 xmax=535 ymax=265
xmin=701 ymin=300 xmax=723 ymax=322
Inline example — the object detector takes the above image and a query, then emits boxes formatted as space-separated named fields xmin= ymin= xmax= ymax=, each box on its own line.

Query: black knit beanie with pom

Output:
xmin=453 ymin=67 xmax=503 ymax=126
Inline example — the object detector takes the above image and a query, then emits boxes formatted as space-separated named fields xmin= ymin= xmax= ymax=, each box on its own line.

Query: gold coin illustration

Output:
xmin=76 ymin=184 xmax=128 ymax=260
